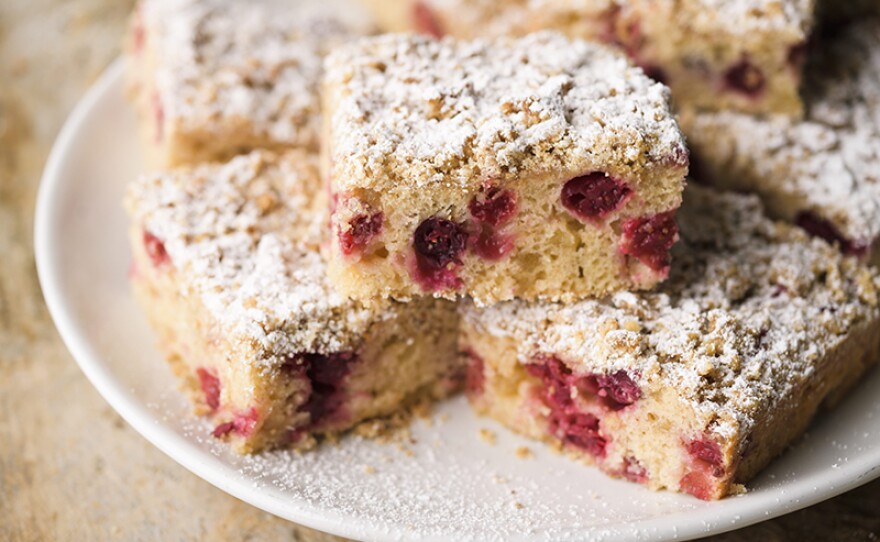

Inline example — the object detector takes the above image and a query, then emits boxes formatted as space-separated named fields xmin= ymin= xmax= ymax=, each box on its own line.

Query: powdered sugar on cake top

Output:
xmin=325 ymin=32 xmax=687 ymax=192
xmin=462 ymin=186 xmax=880 ymax=441
xmin=125 ymin=151 xmax=395 ymax=366
xmin=139 ymin=0 xmax=372 ymax=148
xmin=675 ymin=0 xmax=812 ymax=32
xmin=688 ymin=18 xmax=880 ymax=243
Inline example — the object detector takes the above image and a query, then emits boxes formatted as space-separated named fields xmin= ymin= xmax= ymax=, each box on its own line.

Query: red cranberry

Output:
xmin=619 ymin=211 xmax=678 ymax=272
xmin=679 ymin=437 xmax=725 ymax=499
xmin=463 ymin=349 xmax=485 ymax=397
xmin=471 ymin=226 xmax=514 ymax=261
xmin=795 ymin=211 xmax=868 ymax=257
xmin=526 ymin=355 xmax=608 ymax=457
xmin=151 ymin=91 xmax=164 ymax=143
xmin=679 ymin=470 xmax=717 ymax=500
xmin=211 ymin=407 xmax=259 ymax=439
xmin=212 ymin=421 xmax=234 ymax=438
xmin=687 ymin=438 xmax=724 ymax=474
xmin=469 ymin=187 xmax=517 ymax=227
xmin=232 ymin=408 xmax=259 ymax=437
xmin=298 ymin=352 xmax=357 ymax=427
xmin=143 ymin=230 xmax=170 ymax=267
xmin=411 ymin=1 xmax=444 ymax=38
xmin=339 ymin=212 xmax=383 ymax=255
xmin=641 ymin=64 xmax=667 ymax=85
xmin=622 ymin=456 xmax=648 ymax=483
xmin=196 ymin=368 xmax=221 ymax=411
xmin=724 ymin=58 xmax=765 ymax=97
xmin=561 ymin=172 xmax=633 ymax=222
xmin=411 ymin=217 xmax=467 ymax=291
xmin=414 ymin=217 xmax=468 ymax=269
xmin=559 ymin=412 xmax=607 ymax=457
xmin=594 ymin=371 xmax=641 ymax=409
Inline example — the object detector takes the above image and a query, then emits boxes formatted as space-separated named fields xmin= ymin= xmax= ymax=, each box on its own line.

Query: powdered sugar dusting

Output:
xmin=325 ymin=32 xmax=686 ymax=192
xmin=686 ymin=18 xmax=880 ymax=243
xmin=462 ymin=186 xmax=880 ymax=443
xmin=125 ymin=151 xmax=395 ymax=365
xmin=679 ymin=0 xmax=812 ymax=32
xmin=139 ymin=0 xmax=373 ymax=149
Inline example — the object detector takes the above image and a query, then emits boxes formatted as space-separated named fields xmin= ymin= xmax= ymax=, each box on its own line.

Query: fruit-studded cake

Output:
xmin=125 ymin=0 xmax=374 ymax=167
xmin=360 ymin=0 xmax=815 ymax=116
xmin=322 ymin=32 xmax=688 ymax=305
xmin=682 ymin=18 xmax=880 ymax=262
xmin=125 ymin=151 xmax=461 ymax=453
xmin=461 ymin=185 xmax=880 ymax=500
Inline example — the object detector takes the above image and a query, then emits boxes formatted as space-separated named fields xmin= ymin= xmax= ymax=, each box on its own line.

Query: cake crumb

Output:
xmin=729 ymin=483 xmax=748 ymax=496
xmin=363 ymin=465 xmax=376 ymax=475
xmin=513 ymin=501 xmax=524 ymax=510
xmin=479 ymin=428 xmax=497 ymax=445
xmin=515 ymin=446 xmax=533 ymax=459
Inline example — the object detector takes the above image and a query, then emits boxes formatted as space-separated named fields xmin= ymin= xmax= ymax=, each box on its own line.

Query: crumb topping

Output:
xmin=687 ymin=18 xmax=880 ymax=242
xmin=462 ymin=186 xmax=880 ymax=442
xmin=325 ymin=32 xmax=686 ymax=192
xmin=125 ymin=151 xmax=397 ymax=365
xmin=669 ymin=0 xmax=813 ymax=32
xmin=139 ymin=0 xmax=372 ymax=148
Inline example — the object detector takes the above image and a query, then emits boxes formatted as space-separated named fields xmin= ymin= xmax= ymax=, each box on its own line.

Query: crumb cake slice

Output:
xmin=682 ymin=18 xmax=880 ymax=262
xmin=323 ymin=32 xmax=688 ymax=305
xmin=461 ymin=185 xmax=880 ymax=500
xmin=125 ymin=0 xmax=373 ymax=167
xmin=125 ymin=151 xmax=460 ymax=453
xmin=360 ymin=0 xmax=815 ymax=117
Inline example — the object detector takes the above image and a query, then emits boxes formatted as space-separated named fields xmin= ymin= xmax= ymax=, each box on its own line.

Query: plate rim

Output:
xmin=33 ymin=59 xmax=880 ymax=542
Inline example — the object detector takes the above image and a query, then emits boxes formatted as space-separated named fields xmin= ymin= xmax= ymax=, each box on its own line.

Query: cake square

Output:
xmin=125 ymin=151 xmax=461 ymax=453
xmin=461 ymin=185 xmax=880 ymax=500
xmin=682 ymin=17 xmax=880 ymax=262
xmin=359 ymin=0 xmax=815 ymax=117
xmin=125 ymin=0 xmax=374 ymax=167
xmin=322 ymin=32 xmax=688 ymax=305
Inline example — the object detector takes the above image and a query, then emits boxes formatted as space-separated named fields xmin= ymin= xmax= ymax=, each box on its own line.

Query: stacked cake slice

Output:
xmin=322 ymin=32 xmax=688 ymax=304
xmin=461 ymin=185 xmax=880 ymax=500
xmin=126 ymin=151 xmax=462 ymax=452
xmin=361 ymin=0 xmax=819 ymax=117
xmin=123 ymin=0 xmax=880 ymax=503
xmin=682 ymin=17 xmax=880 ymax=262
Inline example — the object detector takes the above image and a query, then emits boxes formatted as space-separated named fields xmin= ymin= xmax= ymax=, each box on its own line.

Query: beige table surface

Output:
xmin=1 ymin=1 xmax=878 ymax=541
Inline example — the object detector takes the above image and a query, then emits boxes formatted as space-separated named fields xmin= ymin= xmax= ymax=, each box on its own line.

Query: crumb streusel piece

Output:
xmin=359 ymin=0 xmax=814 ymax=117
xmin=323 ymin=32 xmax=688 ymax=305
xmin=125 ymin=0 xmax=373 ymax=167
xmin=461 ymin=185 xmax=880 ymax=500
xmin=682 ymin=18 xmax=880 ymax=262
xmin=125 ymin=151 xmax=461 ymax=453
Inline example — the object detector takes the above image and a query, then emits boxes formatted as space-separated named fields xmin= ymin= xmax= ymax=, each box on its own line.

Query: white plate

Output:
xmin=35 ymin=60 xmax=880 ymax=542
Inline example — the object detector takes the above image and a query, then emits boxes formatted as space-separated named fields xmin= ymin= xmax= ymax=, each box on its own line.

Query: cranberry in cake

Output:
xmin=125 ymin=151 xmax=460 ymax=453
xmin=125 ymin=0 xmax=374 ymax=167
xmin=681 ymin=17 xmax=880 ymax=263
xmin=359 ymin=0 xmax=815 ymax=117
xmin=461 ymin=185 xmax=880 ymax=499
xmin=322 ymin=32 xmax=687 ymax=305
